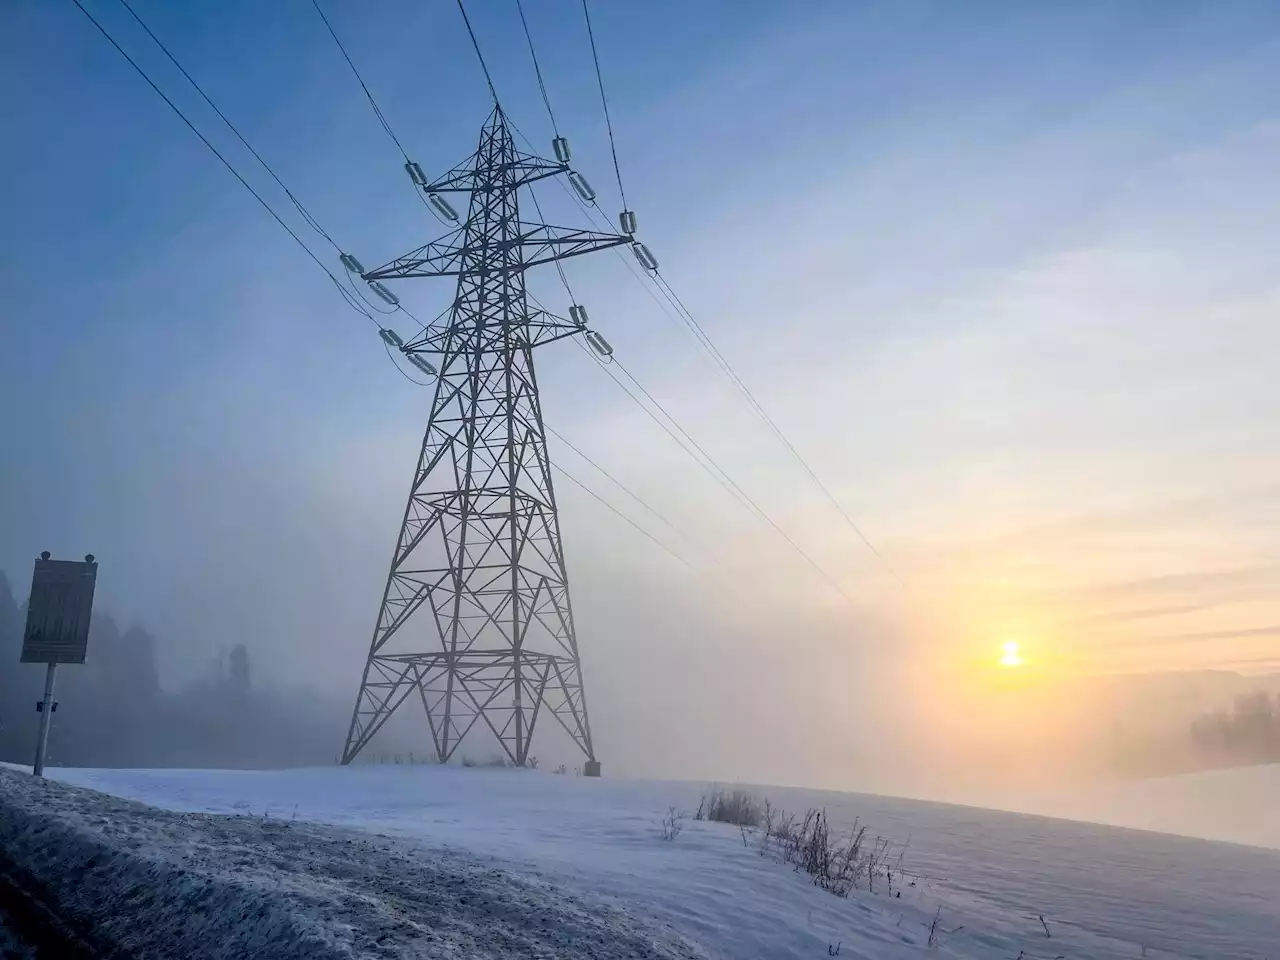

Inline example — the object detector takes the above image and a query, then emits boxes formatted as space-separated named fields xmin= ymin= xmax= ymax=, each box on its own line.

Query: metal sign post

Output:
xmin=20 ymin=551 xmax=98 ymax=776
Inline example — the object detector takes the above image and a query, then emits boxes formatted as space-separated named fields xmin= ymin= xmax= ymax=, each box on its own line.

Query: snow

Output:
xmin=10 ymin=763 xmax=1276 ymax=960
xmin=0 ymin=918 xmax=35 ymax=960
xmin=0 ymin=767 xmax=700 ymax=959
xmin=999 ymin=763 xmax=1280 ymax=850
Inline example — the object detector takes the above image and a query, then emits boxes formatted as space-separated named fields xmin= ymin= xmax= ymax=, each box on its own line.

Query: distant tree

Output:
xmin=228 ymin=644 xmax=251 ymax=696
xmin=0 ymin=571 xmax=20 ymax=653
xmin=1190 ymin=691 xmax=1280 ymax=767
xmin=0 ymin=576 xmax=344 ymax=770
xmin=120 ymin=626 xmax=161 ymax=702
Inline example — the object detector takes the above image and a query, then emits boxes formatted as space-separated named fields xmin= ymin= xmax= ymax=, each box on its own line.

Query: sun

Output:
xmin=999 ymin=641 xmax=1025 ymax=668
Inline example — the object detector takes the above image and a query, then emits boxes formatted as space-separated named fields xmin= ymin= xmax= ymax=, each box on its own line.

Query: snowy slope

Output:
xmin=0 ymin=768 xmax=702 ymax=960
xmin=36 ymin=764 xmax=1280 ymax=960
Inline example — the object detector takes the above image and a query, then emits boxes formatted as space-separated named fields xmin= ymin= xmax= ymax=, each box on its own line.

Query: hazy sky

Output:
xmin=3 ymin=0 xmax=1279 ymax=788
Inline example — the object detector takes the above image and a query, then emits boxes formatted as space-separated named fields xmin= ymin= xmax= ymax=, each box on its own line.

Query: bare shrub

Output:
xmin=552 ymin=764 xmax=568 ymax=775
xmin=526 ymin=755 xmax=540 ymax=770
xmin=659 ymin=806 xmax=685 ymax=841
xmin=761 ymin=805 xmax=906 ymax=899
xmin=695 ymin=786 xmax=763 ymax=826
xmin=682 ymin=789 xmax=909 ymax=899
xmin=925 ymin=907 xmax=963 ymax=948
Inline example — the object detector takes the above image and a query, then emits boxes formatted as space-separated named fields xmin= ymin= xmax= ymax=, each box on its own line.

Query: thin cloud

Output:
xmin=1057 ymin=603 xmax=1209 ymax=626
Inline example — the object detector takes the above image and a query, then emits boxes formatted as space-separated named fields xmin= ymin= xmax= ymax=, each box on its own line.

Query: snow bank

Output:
xmin=0 ymin=767 xmax=701 ymax=959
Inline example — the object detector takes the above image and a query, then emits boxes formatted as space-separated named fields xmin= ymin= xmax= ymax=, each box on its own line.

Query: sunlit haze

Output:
xmin=3 ymin=0 xmax=1278 ymax=806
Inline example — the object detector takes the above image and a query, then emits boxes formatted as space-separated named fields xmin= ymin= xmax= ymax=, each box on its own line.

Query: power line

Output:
xmin=652 ymin=272 xmax=905 ymax=588
xmin=567 ymin=334 xmax=854 ymax=602
xmin=563 ymin=332 xmax=757 ymax=521
xmin=116 ymin=0 xmax=433 ymax=334
xmin=545 ymin=422 xmax=674 ymax=530
xmin=553 ymin=463 xmax=693 ymax=571
xmin=515 ymin=121 xmax=902 ymax=587
xmin=67 ymin=0 xmax=381 ymax=329
xmin=456 ymin=0 xmax=499 ymax=105
xmin=580 ymin=0 xmax=627 ymax=208
xmin=114 ymin=0 xmax=339 ymax=253
xmin=562 ymin=333 xmax=762 ymax=521
xmin=310 ymin=0 xmax=411 ymax=161
xmin=514 ymin=0 xmax=558 ymax=135
xmin=608 ymin=356 xmax=854 ymax=602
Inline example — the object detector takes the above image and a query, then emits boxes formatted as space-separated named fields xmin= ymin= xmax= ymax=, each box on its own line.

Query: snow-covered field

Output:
xmin=13 ymin=763 xmax=1276 ymax=960
xmin=999 ymin=763 xmax=1280 ymax=850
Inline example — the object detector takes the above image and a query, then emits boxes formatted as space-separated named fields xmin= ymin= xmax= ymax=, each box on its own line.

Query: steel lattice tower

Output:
xmin=342 ymin=106 xmax=631 ymax=770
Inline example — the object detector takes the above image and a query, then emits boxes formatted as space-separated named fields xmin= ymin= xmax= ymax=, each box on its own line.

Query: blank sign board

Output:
xmin=21 ymin=558 xmax=98 ymax=664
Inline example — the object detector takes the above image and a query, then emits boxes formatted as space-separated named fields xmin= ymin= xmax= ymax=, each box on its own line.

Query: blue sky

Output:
xmin=3 ymin=1 xmax=1280 ymax=786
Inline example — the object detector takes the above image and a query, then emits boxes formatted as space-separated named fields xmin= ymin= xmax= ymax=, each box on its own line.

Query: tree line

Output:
xmin=1189 ymin=691 xmax=1280 ymax=768
xmin=0 ymin=569 xmax=343 ymax=769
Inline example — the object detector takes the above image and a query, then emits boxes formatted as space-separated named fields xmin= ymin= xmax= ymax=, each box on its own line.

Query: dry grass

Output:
xmin=694 ymin=787 xmax=764 ymax=827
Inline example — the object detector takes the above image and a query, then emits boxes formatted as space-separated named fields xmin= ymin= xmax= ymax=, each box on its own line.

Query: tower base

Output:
xmin=583 ymin=760 xmax=602 ymax=778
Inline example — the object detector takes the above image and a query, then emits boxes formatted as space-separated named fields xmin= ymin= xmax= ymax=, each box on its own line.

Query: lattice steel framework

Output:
xmin=342 ymin=106 xmax=630 ymax=767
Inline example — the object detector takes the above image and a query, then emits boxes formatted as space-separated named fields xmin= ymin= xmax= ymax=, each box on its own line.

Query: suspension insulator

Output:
xmin=407 ymin=353 xmax=438 ymax=376
xmin=379 ymin=328 xmax=404 ymax=347
xmin=369 ymin=281 xmax=400 ymax=305
xmin=405 ymin=161 xmax=428 ymax=186
xmin=340 ymin=253 xmax=366 ymax=275
xmin=631 ymin=241 xmax=659 ymax=271
xmin=585 ymin=329 xmax=613 ymax=357
xmin=568 ymin=171 xmax=596 ymax=203
xmin=428 ymin=193 xmax=459 ymax=222
xmin=619 ymin=210 xmax=637 ymax=235
xmin=552 ymin=136 xmax=572 ymax=164
xmin=569 ymin=304 xmax=589 ymax=327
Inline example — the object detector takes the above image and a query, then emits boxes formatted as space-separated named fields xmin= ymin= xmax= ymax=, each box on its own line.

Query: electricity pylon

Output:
xmin=341 ymin=105 xmax=631 ymax=772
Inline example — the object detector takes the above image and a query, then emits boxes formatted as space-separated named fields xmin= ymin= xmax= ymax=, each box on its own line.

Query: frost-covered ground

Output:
xmin=22 ymin=763 xmax=1280 ymax=960
xmin=0 ymin=918 xmax=35 ymax=960
xmin=0 ymin=767 xmax=700 ymax=959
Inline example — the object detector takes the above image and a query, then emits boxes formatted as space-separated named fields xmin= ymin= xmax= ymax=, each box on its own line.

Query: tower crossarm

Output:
xmin=363 ymin=223 xmax=631 ymax=280
xmin=404 ymin=307 xmax=582 ymax=354
xmin=422 ymin=151 xmax=569 ymax=194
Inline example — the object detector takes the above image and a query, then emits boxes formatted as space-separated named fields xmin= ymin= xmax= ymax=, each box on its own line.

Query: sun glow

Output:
xmin=999 ymin=640 xmax=1025 ymax=668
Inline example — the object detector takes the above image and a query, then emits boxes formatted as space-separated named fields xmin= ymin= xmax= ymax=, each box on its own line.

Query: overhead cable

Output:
xmin=514 ymin=0 xmax=558 ymax=135
xmin=68 ymin=0 xmax=383 ymax=329
xmin=545 ymin=423 xmax=674 ymax=530
xmin=652 ymin=272 xmax=905 ymax=587
xmin=580 ymin=0 xmax=627 ymax=207
xmin=609 ymin=357 xmax=854 ymax=602
xmin=310 ymin=0 xmax=411 ymax=161
xmin=455 ymin=0 xmax=499 ymax=105
xmin=114 ymin=0 xmax=340 ymax=254
xmin=553 ymin=464 xmax=693 ymax=571
xmin=514 ymin=124 xmax=901 ymax=587
xmin=570 ymin=339 xmax=853 ymax=603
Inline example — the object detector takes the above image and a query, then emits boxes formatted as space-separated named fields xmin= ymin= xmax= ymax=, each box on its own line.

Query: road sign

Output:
xmin=21 ymin=554 xmax=98 ymax=665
